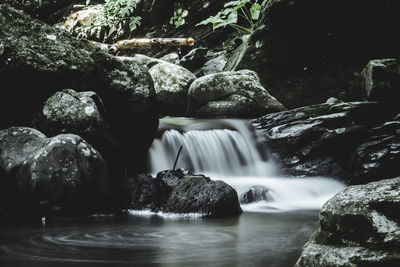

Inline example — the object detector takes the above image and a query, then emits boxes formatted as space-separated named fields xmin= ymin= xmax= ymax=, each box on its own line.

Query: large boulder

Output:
xmin=225 ymin=0 xmax=400 ymax=108
xmin=0 ymin=127 xmax=108 ymax=218
xmin=128 ymin=169 xmax=242 ymax=217
xmin=0 ymin=4 xmax=158 ymax=174
xmin=295 ymin=177 xmax=400 ymax=266
xmin=361 ymin=58 xmax=400 ymax=108
xmin=253 ymin=101 xmax=390 ymax=180
xmin=149 ymin=61 xmax=196 ymax=116
xmin=33 ymin=89 xmax=108 ymax=137
xmin=186 ymin=70 xmax=285 ymax=118
xmin=33 ymin=89 xmax=124 ymax=185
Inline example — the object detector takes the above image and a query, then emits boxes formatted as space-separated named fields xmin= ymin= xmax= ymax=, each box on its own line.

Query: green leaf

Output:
xmin=108 ymin=24 xmax=116 ymax=36
xmin=250 ymin=3 xmax=261 ymax=20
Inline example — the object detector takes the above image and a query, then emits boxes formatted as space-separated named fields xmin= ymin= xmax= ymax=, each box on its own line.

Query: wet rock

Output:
xmin=225 ymin=0 xmax=400 ymax=108
xmin=0 ymin=127 xmax=108 ymax=218
xmin=240 ymin=186 xmax=270 ymax=204
xmin=361 ymin=58 xmax=400 ymax=108
xmin=253 ymin=101 xmax=389 ymax=179
xmin=129 ymin=169 xmax=242 ymax=217
xmin=159 ymin=170 xmax=242 ymax=216
xmin=0 ymin=4 xmax=158 ymax=174
xmin=186 ymin=70 xmax=285 ymax=118
xmin=127 ymin=174 xmax=170 ymax=211
xmin=149 ymin=61 xmax=196 ymax=116
xmin=295 ymin=177 xmax=400 ymax=266
xmin=350 ymin=120 xmax=400 ymax=184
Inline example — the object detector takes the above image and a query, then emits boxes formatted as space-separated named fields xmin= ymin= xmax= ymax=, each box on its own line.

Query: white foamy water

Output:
xmin=147 ymin=117 xmax=346 ymax=213
xmin=213 ymin=176 xmax=345 ymax=212
xmin=127 ymin=209 xmax=205 ymax=220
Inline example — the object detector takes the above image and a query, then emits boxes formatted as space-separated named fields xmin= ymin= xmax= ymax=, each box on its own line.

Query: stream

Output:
xmin=0 ymin=118 xmax=346 ymax=266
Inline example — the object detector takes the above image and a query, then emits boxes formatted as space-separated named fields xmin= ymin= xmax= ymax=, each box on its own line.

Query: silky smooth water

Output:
xmin=148 ymin=118 xmax=346 ymax=213
xmin=0 ymin=211 xmax=318 ymax=267
xmin=0 ymin=118 xmax=346 ymax=266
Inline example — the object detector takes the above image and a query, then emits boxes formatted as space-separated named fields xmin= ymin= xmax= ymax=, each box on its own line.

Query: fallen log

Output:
xmin=91 ymin=38 xmax=195 ymax=53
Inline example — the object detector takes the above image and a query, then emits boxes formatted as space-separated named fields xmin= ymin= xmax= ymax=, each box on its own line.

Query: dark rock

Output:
xmin=127 ymin=174 xmax=170 ymax=211
xmin=149 ymin=61 xmax=196 ymax=116
xmin=34 ymin=89 xmax=107 ymax=137
xmin=295 ymin=177 xmax=400 ymax=266
xmin=361 ymin=58 xmax=400 ymax=108
xmin=225 ymin=0 xmax=400 ymax=109
xmin=0 ymin=127 xmax=108 ymax=218
xmin=3 ymin=0 xmax=79 ymax=23
xmin=253 ymin=101 xmax=390 ymax=179
xmin=32 ymin=89 xmax=124 ymax=191
xmin=350 ymin=120 xmax=400 ymax=184
xmin=129 ymin=169 xmax=242 ymax=217
xmin=179 ymin=48 xmax=208 ymax=73
xmin=240 ymin=185 xmax=270 ymax=204
xmin=0 ymin=4 xmax=158 ymax=174
xmin=159 ymin=170 xmax=242 ymax=216
xmin=186 ymin=70 xmax=285 ymax=118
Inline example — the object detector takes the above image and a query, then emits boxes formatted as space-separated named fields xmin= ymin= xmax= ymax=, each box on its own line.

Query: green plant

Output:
xmin=103 ymin=0 xmax=141 ymax=38
xmin=197 ymin=0 xmax=267 ymax=35
xmin=170 ymin=2 xmax=189 ymax=29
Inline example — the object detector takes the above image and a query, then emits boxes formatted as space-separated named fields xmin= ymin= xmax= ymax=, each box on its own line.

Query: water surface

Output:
xmin=0 ymin=211 xmax=318 ymax=267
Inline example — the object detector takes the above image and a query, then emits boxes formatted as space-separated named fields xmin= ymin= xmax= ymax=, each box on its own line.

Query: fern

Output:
xmin=103 ymin=0 xmax=142 ymax=39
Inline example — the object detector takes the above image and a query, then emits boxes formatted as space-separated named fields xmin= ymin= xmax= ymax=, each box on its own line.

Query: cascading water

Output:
xmin=148 ymin=117 xmax=346 ymax=212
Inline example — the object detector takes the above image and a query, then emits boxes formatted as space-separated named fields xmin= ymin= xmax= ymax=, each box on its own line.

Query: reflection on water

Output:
xmin=0 ymin=211 xmax=318 ymax=267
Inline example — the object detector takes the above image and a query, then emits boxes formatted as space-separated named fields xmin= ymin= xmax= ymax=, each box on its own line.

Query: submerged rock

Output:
xmin=186 ymin=70 xmax=285 ymax=118
xmin=295 ymin=177 xmax=400 ymax=266
xmin=239 ymin=185 xmax=270 ymax=204
xmin=0 ymin=127 xmax=108 ymax=218
xmin=129 ymin=169 xmax=242 ymax=217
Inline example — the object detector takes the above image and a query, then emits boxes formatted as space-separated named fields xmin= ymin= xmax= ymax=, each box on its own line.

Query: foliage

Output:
xmin=197 ymin=0 xmax=267 ymax=35
xmin=103 ymin=0 xmax=141 ymax=39
xmin=169 ymin=2 xmax=189 ymax=29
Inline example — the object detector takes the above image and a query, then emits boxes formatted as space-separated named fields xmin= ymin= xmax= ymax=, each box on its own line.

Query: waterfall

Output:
xmin=148 ymin=118 xmax=276 ymax=176
xmin=147 ymin=117 xmax=346 ymax=212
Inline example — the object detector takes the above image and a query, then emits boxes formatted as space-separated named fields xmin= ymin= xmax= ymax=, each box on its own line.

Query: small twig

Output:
xmin=172 ymin=146 xmax=183 ymax=171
